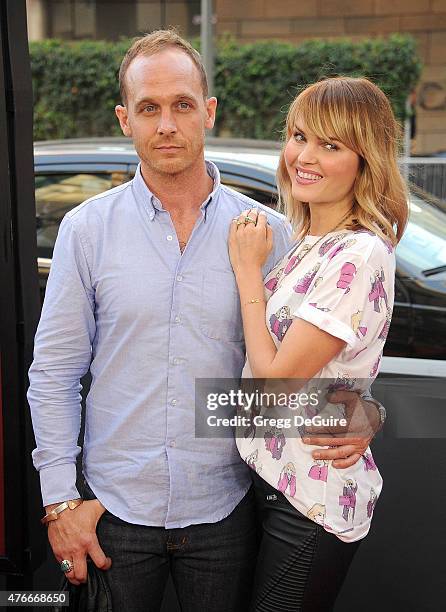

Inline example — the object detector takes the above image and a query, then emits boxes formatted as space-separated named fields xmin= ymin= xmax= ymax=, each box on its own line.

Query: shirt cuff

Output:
xmin=39 ymin=463 xmax=80 ymax=507
xmin=294 ymin=303 xmax=358 ymax=349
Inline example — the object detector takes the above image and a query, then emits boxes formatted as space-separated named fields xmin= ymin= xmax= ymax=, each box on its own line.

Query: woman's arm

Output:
xmin=229 ymin=209 xmax=383 ymax=468
xmin=229 ymin=210 xmax=345 ymax=379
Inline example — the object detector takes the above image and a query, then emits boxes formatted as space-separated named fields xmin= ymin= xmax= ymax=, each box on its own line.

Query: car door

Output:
xmin=383 ymin=274 xmax=414 ymax=357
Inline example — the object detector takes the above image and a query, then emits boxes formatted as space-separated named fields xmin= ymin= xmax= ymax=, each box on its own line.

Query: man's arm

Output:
xmin=28 ymin=214 xmax=109 ymax=583
xmin=303 ymin=389 xmax=385 ymax=469
xmin=28 ymin=214 xmax=95 ymax=503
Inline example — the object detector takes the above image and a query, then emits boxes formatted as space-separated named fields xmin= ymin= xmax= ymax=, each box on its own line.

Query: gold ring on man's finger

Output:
xmin=244 ymin=216 xmax=256 ymax=224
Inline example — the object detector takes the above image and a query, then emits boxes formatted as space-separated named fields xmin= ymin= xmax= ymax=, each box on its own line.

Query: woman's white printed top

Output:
xmin=237 ymin=228 xmax=395 ymax=542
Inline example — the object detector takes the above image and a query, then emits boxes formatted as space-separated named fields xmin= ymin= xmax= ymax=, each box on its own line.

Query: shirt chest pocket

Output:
xmin=200 ymin=269 xmax=244 ymax=342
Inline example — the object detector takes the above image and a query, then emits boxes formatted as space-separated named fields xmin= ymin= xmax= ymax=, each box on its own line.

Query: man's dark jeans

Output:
xmin=82 ymin=480 xmax=258 ymax=612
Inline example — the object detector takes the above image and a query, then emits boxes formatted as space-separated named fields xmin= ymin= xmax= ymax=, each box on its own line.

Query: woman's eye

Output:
xmin=293 ymin=132 xmax=305 ymax=142
xmin=324 ymin=142 xmax=338 ymax=151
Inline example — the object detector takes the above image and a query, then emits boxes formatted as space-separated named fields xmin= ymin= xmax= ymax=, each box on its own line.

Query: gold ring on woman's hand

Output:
xmin=244 ymin=216 xmax=256 ymax=224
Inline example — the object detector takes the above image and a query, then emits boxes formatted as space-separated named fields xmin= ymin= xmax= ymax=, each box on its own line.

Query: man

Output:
xmin=28 ymin=30 xmax=381 ymax=612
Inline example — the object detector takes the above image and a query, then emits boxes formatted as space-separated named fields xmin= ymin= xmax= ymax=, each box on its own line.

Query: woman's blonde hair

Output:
xmin=277 ymin=77 xmax=408 ymax=245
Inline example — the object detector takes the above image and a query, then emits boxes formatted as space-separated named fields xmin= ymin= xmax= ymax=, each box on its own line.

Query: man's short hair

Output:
xmin=119 ymin=29 xmax=209 ymax=104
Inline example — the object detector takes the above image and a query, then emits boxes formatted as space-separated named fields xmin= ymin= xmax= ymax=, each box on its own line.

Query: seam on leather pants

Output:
xmin=253 ymin=529 xmax=318 ymax=612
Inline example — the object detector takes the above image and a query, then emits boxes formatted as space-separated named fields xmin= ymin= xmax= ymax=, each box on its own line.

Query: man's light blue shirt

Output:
xmin=28 ymin=161 xmax=292 ymax=528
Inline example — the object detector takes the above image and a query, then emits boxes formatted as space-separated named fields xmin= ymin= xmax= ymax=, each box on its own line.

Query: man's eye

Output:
xmin=178 ymin=102 xmax=190 ymax=110
xmin=144 ymin=105 xmax=155 ymax=113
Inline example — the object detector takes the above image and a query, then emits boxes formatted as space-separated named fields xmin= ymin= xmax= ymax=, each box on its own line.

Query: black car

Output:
xmin=34 ymin=138 xmax=446 ymax=373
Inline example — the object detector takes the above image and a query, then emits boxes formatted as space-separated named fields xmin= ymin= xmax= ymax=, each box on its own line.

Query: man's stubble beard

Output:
xmin=138 ymin=138 xmax=205 ymax=181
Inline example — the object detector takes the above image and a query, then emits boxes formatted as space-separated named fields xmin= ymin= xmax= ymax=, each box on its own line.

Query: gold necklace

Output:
xmin=277 ymin=209 xmax=354 ymax=285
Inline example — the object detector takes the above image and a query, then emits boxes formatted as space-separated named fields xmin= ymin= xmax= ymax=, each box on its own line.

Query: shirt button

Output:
xmin=167 ymin=235 xmax=173 ymax=241
xmin=176 ymin=275 xmax=183 ymax=282
xmin=173 ymin=358 xmax=180 ymax=365
xmin=171 ymin=399 xmax=177 ymax=406
xmin=174 ymin=316 xmax=181 ymax=324
xmin=169 ymin=440 xmax=176 ymax=448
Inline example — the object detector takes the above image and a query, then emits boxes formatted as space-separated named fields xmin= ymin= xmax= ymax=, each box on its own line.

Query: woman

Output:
xmin=229 ymin=77 xmax=408 ymax=610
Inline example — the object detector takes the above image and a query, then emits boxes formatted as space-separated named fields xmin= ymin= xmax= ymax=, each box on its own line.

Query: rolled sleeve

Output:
xmin=292 ymin=248 xmax=374 ymax=350
xmin=296 ymin=302 xmax=358 ymax=348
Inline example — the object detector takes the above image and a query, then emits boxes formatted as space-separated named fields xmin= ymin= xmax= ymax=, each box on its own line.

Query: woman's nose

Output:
xmin=298 ymin=143 xmax=318 ymax=165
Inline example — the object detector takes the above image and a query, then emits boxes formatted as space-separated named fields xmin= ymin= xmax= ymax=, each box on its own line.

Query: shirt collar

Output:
xmin=132 ymin=160 xmax=221 ymax=222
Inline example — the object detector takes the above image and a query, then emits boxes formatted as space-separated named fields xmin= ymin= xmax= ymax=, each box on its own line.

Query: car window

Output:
xmin=397 ymin=192 xmax=446 ymax=274
xmin=224 ymin=182 xmax=278 ymax=209
xmin=35 ymin=171 xmax=128 ymax=258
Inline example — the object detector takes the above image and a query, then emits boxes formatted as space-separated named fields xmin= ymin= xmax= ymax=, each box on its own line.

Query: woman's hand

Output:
xmin=229 ymin=209 xmax=273 ymax=277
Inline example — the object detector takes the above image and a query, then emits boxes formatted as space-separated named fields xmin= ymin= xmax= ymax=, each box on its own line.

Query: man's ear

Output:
xmin=115 ymin=104 xmax=132 ymax=137
xmin=204 ymin=96 xmax=218 ymax=130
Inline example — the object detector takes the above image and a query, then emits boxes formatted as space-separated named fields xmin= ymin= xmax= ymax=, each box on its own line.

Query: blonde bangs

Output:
xmin=286 ymin=81 xmax=365 ymax=154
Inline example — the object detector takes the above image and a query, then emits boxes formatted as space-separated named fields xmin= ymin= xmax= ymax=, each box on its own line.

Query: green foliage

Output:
xmin=30 ymin=39 xmax=128 ymax=140
xmin=214 ymin=34 xmax=422 ymax=139
xmin=30 ymin=34 xmax=422 ymax=142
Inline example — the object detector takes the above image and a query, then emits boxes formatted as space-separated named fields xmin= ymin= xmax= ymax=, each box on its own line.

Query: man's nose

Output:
xmin=157 ymin=110 xmax=177 ymax=135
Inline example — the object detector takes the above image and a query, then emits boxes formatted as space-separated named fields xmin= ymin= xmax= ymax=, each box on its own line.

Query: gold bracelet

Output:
xmin=41 ymin=498 xmax=83 ymax=525
xmin=244 ymin=298 xmax=265 ymax=306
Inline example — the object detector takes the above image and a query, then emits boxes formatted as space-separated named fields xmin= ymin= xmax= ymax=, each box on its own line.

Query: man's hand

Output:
xmin=302 ymin=390 xmax=381 ymax=469
xmin=46 ymin=499 xmax=111 ymax=585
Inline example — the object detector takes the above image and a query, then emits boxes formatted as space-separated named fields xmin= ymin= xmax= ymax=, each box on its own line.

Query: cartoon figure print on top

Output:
xmin=327 ymin=374 xmax=355 ymax=394
xmin=307 ymin=503 xmax=326 ymax=525
xmin=378 ymin=307 xmax=392 ymax=342
xmin=362 ymin=452 xmax=377 ymax=472
xmin=308 ymin=459 xmax=329 ymax=482
xmin=264 ymin=426 xmax=286 ymax=460
xmin=293 ymin=263 xmax=321 ymax=295
xmin=367 ymin=488 xmax=378 ymax=518
xmin=318 ymin=233 xmax=347 ymax=257
xmin=327 ymin=239 xmax=357 ymax=260
xmin=339 ymin=478 xmax=358 ymax=522
xmin=245 ymin=449 xmax=262 ymax=474
xmin=336 ymin=262 xmax=357 ymax=293
xmin=284 ymin=243 xmax=313 ymax=276
xmin=278 ymin=462 xmax=297 ymax=497
xmin=264 ymin=268 xmax=284 ymax=294
xmin=269 ymin=306 xmax=293 ymax=342
xmin=369 ymin=267 xmax=388 ymax=313
xmin=351 ymin=310 xmax=367 ymax=340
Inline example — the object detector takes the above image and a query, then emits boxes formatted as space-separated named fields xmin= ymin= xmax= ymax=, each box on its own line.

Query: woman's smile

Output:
xmin=295 ymin=167 xmax=324 ymax=185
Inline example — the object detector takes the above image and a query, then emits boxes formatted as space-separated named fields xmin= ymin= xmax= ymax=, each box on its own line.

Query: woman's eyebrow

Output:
xmin=294 ymin=125 xmax=341 ymax=143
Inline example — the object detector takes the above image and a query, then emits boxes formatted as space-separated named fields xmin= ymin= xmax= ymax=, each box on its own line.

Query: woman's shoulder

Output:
xmin=329 ymin=228 xmax=395 ymax=264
